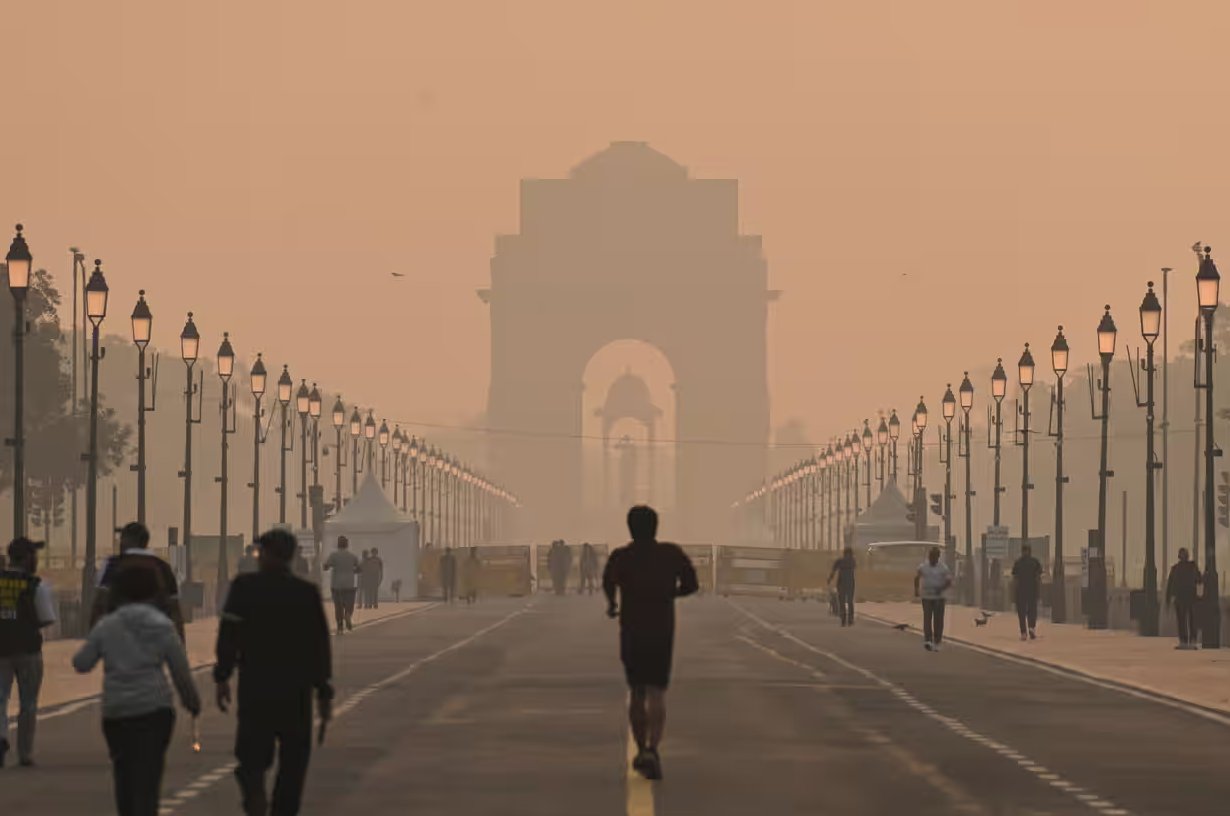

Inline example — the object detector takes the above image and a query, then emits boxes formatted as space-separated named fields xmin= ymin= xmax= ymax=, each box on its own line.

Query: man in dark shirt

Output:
xmin=1012 ymin=544 xmax=1044 ymax=640
xmin=827 ymin=547 xmax=857 ymax=626
xmin=215 ymin=529 xmax=333 ymax=816
xmin=1166 ymin=548 xmax=1202 ymax=649
xmin=92 ymin=523 xmax=186 ymax=644
xmin=603 ymin=505 xmax=699 ymax=781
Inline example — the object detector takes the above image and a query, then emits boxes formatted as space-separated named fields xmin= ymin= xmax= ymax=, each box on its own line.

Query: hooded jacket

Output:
xmin=73 ymin=603 xmax=202 ymax=720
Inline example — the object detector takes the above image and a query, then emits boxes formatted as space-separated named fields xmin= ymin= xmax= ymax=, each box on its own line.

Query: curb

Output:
xmin=859 ymin=611 xmax=1230 ymax=723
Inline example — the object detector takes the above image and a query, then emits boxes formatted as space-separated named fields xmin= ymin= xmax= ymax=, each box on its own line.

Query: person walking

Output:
xmin=551 ymin=541 xmax=572 ymax=596
xmin=367 ymin=548 xmax=384 ymax=609
xmin=1011 ymin=543 xmax=1044 ymax=641
xmin=236 ymin=546 xmax=260 ymax=576
xmin=460 ymin=548 xmax=481 ymax=605
xmin=215 ymin=529 xmax=333 ymax=816
xmin=0 ymin=538 xmax=57 ymax=768
xmin=321 ymin=536 xmax=361 ymax=635
xmin=827 ymin=547 xmax=857 ymax=626
xmin=603 ymin=506 xmax=699 ymax=781
xmin=580 ymin=543 xmax=600 ymax=595
xmin=1166 ymin=547 xmax=1202 ymax=650
xmin=914 ymin=546 xmax=953 ymax=652
xmin=73 ymin=566 xmax=201 ymax=816
xmin=439 ymin=548 xmax=458 ymax=603
xmin=92 ymin=523 xmax=186 ymax=644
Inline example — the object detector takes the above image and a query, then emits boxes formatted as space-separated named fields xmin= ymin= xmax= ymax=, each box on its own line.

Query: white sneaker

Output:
xmin=924 ymin=640 xmax=934 ymax=651
xmin=1021 ymin=633 xmax=1028 ymax=641
xmin=933 ymin=643 xmax=941 ymax=652
xmin=1029 ymin=628 xmax=1037 ymax=640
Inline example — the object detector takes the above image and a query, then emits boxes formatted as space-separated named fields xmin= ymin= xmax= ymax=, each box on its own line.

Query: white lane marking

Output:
xmin=730 ymin=601 xmax=1135 ymax=816
xmin=857 ymin=611 xmax=1230 ymax=729
xmin=156 ymin=604 xmax=530 ymax=813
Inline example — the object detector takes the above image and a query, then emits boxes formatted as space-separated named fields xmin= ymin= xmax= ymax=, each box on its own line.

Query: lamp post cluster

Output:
xmin=3 ymin=223 xmax=524 ymax=611
xmin=739 ymin=413 xmax=903 ymax=550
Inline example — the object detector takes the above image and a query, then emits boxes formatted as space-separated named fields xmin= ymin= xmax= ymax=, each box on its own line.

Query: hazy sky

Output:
xmin=7 ymin=1 xmax=1229 ymax=453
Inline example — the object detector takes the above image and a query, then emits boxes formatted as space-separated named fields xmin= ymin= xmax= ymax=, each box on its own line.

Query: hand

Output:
xmin=606 ymin=605 xmax=618 ymax=619
xmin=318 ymin=695 xmax=332 ymax=726
xmin=215 ymin=680 xmax=232 ymax=713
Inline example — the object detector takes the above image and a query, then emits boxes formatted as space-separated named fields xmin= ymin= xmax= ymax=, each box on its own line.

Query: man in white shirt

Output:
xmin=322 ymin=537 xmax=361 ymax=635
xmin=914 ymin=546 xmax=952 ymax=652
xmin=0 ymin=538 xmax=57 ymax=767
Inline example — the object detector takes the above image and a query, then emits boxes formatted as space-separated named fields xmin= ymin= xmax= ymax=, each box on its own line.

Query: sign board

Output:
xmin=985 ymin=526 xmax=1010 ymax=560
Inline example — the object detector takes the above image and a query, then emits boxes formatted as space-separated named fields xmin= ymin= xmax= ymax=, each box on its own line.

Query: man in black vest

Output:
xmin=0 ymin=538 xmax=58 ymax=768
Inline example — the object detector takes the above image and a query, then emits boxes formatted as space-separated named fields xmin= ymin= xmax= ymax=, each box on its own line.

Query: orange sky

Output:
xmin=6 ymin=1 xmax=1230 ymax=451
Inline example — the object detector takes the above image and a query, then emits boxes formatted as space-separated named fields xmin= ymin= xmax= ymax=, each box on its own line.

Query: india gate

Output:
xmin=479 ymin=142 xmax=775 ymax=545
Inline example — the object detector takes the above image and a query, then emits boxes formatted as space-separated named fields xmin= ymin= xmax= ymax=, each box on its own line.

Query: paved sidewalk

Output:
xmin=10 ymin=602 xmax=433 ymax=717
xmin=860 ymin=601 xmax=1230 ymax=715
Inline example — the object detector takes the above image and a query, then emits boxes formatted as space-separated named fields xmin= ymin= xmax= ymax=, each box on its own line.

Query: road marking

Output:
xmin=155 ymin=604 xmax=530 ymax=814
xmin=730 ymin=601 xmax=1135 ymax=816
xmin=625 ymin=726 xmax=655 ymax=816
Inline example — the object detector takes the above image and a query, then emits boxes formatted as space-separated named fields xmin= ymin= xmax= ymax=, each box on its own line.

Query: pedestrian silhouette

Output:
xmin=1166 ymin=547 xmax=1202 ymax=649
xmin=92 ymin=523 xmax=186 ymax=644
xmin=0 ymin=537 xmax=57 ymax=768
xmin=440 ymin=548 xmax=458 ymax=603
xmin=827 ymin=547 xmax=857 ymax=626
xmin=1012 ymin=544 xmax=1043 ymax=641
xmin=322 ymin=536 xmax=361 ymax=634
xmin=215 ymin=529 xmax=333 ymax=816
xmin=603 ymin=506 xmax=698 ymax=780
xmin=914 ymin=546 xmax=952 ymax=651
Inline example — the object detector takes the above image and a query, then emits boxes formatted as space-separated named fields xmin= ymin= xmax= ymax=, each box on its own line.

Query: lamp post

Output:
xmin=309 ymin=385 xmax=322 ymax=489
xmin=1018 ymin=344 xmax=1036 ymax=558
xmin=391 ymin=428 xmax=403 ymax=504
xmin=914 ymin=398 xmax=929 ymax=542
xmin=848 ymin=434 xmax=859 ymax=532
xmin=889 ymin=410 xmax=900 ymax=484
xmin=862 ymin=421 xmax=874 ymax=508
xmin=6 ymin=225 xmax=31 ymax=538
xmin=331 ymin=397 xmax=345 ymax=511
xmin=296 ymin=380 xmax=310 ymax=529
xmin=990 ymin=359 xmax=1007 ymax=528
xmin=1136 ymin=284 xmax=1162 ymax=636
xmin=130 ymin=290 xmax=155 ymax=525
xmin=876 ymin=417 xmax=889 ymax=495
xmin=1196 ymin=248 xmax=1221 ymax=648
xmin=959 ymin=372 xmax=974 ymax=605
xmin=276 ymin=366 xmax=293 ymax=525
xmin=379 ymin=420 xmax=390 ymax=489
xmin=249 ymin=354 xmax=267 ymax=541
xmin=216 ymin=333 xmax=236 ymax=610
xmin=1049 ymin=328 xmax=1069 ymax=624
xmin=407 ymin=436 xmax=420 ymax=517
xmin=417 ymin=441 xmax=428 ymax=529
xmin=81 ymin=261 xmax=108 ymax=604
xmin=180 ymin=313 xmax=202 ymax=586
xmin=941 ymin=385 xmax=956 ymax=569
xmin=349 ymin=407 xmax=362 ymax=497
xmin=1089 ymin=306 xmax=1117 ymax=630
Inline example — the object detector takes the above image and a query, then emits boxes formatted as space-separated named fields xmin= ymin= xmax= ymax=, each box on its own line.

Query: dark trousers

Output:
xmin=922 ymin=599 xmax=946 ymax=644
xmin=235 ymin=697 xmax=313 ymax=816
xmin=1175 ymin=600 xmax=1198 ymax=644
xmin=1016 ymin=595 xmax=1038 ymax=634
xmin=837 ymin=584 xmax=855 ymax=624
xmin=102 ymin=708 xmax=175 ymax=816
xmin=330 ymin=589 xmax=356 ymax=630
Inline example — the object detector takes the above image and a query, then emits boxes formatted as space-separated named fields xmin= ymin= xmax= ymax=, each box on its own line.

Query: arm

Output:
xmin=34 ymin=583 xmax=58 ymax=629
xmin=914 ymin=569 xmax=922 ymax=597
xmin=1165 ymin=567 xmax=1173 ymax=604
xmin=160 ymin=625 xmax=202 ymax=716
xmin=213 ymin=580 xmax=244 ymax=687
xmin=72 ymin=628 xmax=103 ymax=674
xmin=676 ymin=552 xmax=700 ymax=598
xmin=161 ymin=563 xmax=187 ymax=644
xmin=827 ymin=562 xmax=838 ymax=585
xmin=309 ymin=587 xmax=334 ymax=700
xmin=602 ymin=553 xmax=619 ymax=613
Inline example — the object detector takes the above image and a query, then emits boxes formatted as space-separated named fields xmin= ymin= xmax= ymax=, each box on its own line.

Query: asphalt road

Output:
xmin=5 ymin=594 xmax=1229 ymax=815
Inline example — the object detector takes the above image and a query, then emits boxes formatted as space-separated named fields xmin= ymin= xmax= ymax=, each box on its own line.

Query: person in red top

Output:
xmin=603 ymin=505 xmax=698 ymax=781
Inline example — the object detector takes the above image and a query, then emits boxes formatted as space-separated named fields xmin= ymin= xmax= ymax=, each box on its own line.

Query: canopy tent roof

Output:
xmin=326 ymin=470 xmax=412 ymax=534
xmin=857 ymin=484 xmax=912 ymax=527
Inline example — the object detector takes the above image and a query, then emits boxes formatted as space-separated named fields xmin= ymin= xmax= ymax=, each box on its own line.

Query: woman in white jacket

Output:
xmin=74 ymin=564 xmax=201 ymax=816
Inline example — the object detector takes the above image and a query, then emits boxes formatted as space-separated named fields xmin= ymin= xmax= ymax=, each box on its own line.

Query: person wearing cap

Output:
xmin=92 ymin=523 xmax=185 ymax=644
xmin=215 ymin=528 xmax=333 ymax=816
xmin=0 ymin=537 xmax=57 ymax=768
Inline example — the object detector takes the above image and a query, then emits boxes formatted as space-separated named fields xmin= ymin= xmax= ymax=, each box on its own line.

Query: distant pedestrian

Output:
xmin=92 ymin=523 xmax=186 ymax=644
xmin=827 ymin=547 xmax=857 ymax=626
xmin=0 ymin=538 xmax=57 ymax=768
xmin=358 ymin=551 xmax=371 ymax=609
xmin=322 ymin=536 xmax=361 ymax=635
xmin=1166 ymin=548 xmax=1202 ymax=650
xmin=460 ymin=548 xmax=480 ymax=604
xmin=550 ymin=540 xmax=572 ymax=596
xmin=391 ymin=579 xmax=403 ymax=604
xmin=603 ymin=506 xmax=699 ymax=781
xmin=73 ymin=564 xmax=201 ymax=816
xmin=1012 ymin=544 xmax=1044 ymax=641
xmin=914 ymin=547 xmax=952 ymax=652
xmin=579 ymin=543 xmax=599 ymax=595
xmin=237 ymin=546 xmax=260 ymax=576
xmin=367 ymin=548 xmax=384 ymax=609
xmin=215 ymin=529 xmax=333 ymax=816
xmin=440 ymin=548 xmax=458 ymax=603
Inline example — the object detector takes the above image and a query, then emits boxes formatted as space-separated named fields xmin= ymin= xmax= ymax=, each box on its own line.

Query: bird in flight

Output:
xmin=391 ymin=272 xmax=405 ymax=278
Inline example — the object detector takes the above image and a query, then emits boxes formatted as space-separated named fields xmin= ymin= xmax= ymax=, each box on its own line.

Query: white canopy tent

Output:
xmin=324 ymin=470 xmax=419 ymax=600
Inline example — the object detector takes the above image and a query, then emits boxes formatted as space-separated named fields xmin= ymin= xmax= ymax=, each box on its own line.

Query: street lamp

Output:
xmin=418 ymin=440 xmax=429 ymax=533
xmin=876 ymin=416 xmax=889 ymax=495
xmin=1134 ymin=285 xmax=1163 ymax=636
xmin=1196 ymin=248 xmax=1221 ymax=648
xmin=179 ymin=312 xmax=202 ymax=589
xmin=331 ymin=396 xmax=346 ymax=511
xmin=959 ymin=372 xmax=975 ymax=605
xmin=7 ymin=225 xmax=31 ymax=538
xmin=392 ymin=427 xmax=403 ymax=504
xmin=408 ymin=435 xmax=421 ymax=519
xmin=81 ymin=260 xmax=108 ymax=604
xmin=277 ymin=365 xmax=293 ymax=525
xmin=249 ymin=354 xmax=267 ymax=541
xmin=1049 ymin=329 xmax=1070 ymax=624
xmin=1089 ymin=306 xmax=1117 ymax=630
xmin=296 ymin=380 xmax=310 ymax=529
xmin=309 ymin=384 xmax=322 ymax=489
xmin=364 ymin=411 xmax=377 ymax=475
xmin=379 ymin=419 xmax=390 ymax=489
xmin=888 ymin=409 xmax=900 ymax=484
xmin=862 ymin=420 xmax=873 ymax=507
xmin=349 ymin=406 xmax=362 ymax=496
xmin=941 ymin=385 xmax=956 ymax=569
xmin=913 ymin=397 xmax=928 ymax=543
xmin=216 ymin=333 xmax=237 ymax=609
xmin=130 ymin=290 xmax=156 ymax=525
xmin=1017 ymin=344 xmax=1035 ymax=569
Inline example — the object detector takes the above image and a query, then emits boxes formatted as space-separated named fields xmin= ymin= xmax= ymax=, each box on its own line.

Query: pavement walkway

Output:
xmin=11 ymin=601 xmax=432 ymax=716
xmin=860 ymin=600 xmax=1230 ymax=714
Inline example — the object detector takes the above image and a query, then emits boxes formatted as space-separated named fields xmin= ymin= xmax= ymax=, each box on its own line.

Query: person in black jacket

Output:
xmin=1166 ymin=548 xmax=1202 ymax=650
xmin=215 ymin=529 xmax=333 ymax=816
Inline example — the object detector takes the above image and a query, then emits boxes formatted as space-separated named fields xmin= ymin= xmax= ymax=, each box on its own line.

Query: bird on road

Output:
xmin=892 ymin=623 xmax=910 ymax=631
xmin=974 ymin=614 xmax=989 ymax=627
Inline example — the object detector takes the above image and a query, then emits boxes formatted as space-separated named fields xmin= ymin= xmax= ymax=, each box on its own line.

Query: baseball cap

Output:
xmin=7 ymin=537 xmax=45 ymax=561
